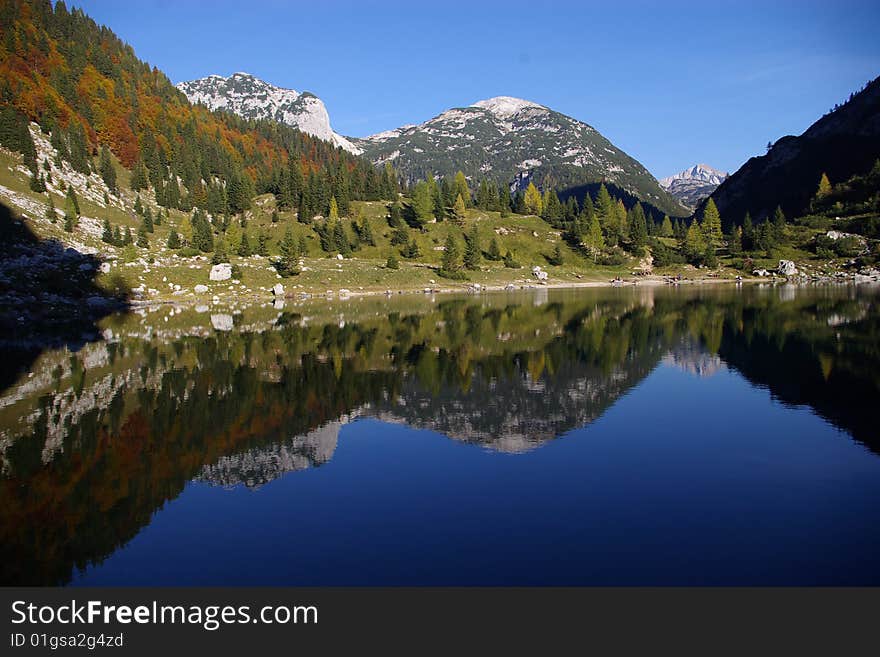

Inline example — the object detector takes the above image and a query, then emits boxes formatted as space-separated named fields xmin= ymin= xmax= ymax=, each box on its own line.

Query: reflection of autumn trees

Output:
xmin=1 ymin=287 xmax=878 ymax=584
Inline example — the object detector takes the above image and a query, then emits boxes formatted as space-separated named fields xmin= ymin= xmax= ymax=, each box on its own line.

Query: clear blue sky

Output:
xmin=72 ymin=0 xmax=880 ymax=178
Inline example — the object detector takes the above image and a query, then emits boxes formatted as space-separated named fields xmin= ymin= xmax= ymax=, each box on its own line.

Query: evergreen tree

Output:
xmin=63 ymin=212 xmax=74 ymax=233
xmin=728 ymin=225 xmax=743 ymax=256
xmin=660 ymin=215 xmax=674 ymax=237
xmin=359 ymin=217 xmax=375 ymax=246
xmin=167 ymin=230 xmax=181 ymax=249
xmin=411 ymin=181 xmax=434 ymax=227
xmin=143 ymin=207 xmax=154 ymax=232
xmin=701 ymin=198 xmax=723 ymax=247
xmin=742 ymin=212 xmax=755 ymax=251
xmin=136 ymin=225 xmax=149 ymax=248
xmin=684 ymin=221 xmax=707 ymax=263
xmin=102 ymin=218 xmax=113 ymax=244
xmin=278 ymin=227 xmax=299 ymax=276
xmin=272 ymin=209 xmax=280 ymax=223
xmin=238 ymin=231 xmax=251 ymax=257
xmin=503 ymin=250 xmax=521 ymax=268
xmin=212 ymin=237 xmax=228 ymax=264
xmin=402 ymin=237 xmax=421 ymax=259
xmin=99 ymin=145 xmax=117 ymax=193
xmin=45 ymin=195 xmax=56 ymax=223
xmin=297 ymin=235 xmax=308 ymax=258
xmin=453 ymin=171 xmax=471 ymax=206
xmin=584 ymin=212 xmax=605 ymax=260
xmin=523 ymin=182 xmax=543 ymax=215
xmin=65 ymin=186 xmax=79 ymax=219
xmin=453 ymin=193 xmax=467 ymax=225
xmin=225 ymin=220 xmax=243 ymax=254
xmin=628 ymin=203 xmax=648 ymax=253
xmin=130 ymin=160 xmax=149 ymax=191
xmin=772 ymin=205 xmax=786 ymax=242
xmin=816 ymin=172 xmax=832 ymax=199
xmin=464 ymin=226 xmax=481 ymax=270
xmin=548 ymin=241 xmax=564 ymax=266
xmin=257 ymin=232 xmax=270 ymax=257
xmin=123 ymin=226 xmax=133 ymax=246
xmin=440 ymin=232 xmax=462 ymax=274
xmin=329 ymin=197 xmax=339 ymax=221
xmin=487 ymin=236 xmax=502 ymax=261
xmin=386 ymin=253 xmax=400 ymax=269
xmin=133 ymin=195 xmax=143 ymax=215
xmin=112 ymin=225 xmax=122 ymax=245
xmin=333 ymin=221 xmax=351 ymax=256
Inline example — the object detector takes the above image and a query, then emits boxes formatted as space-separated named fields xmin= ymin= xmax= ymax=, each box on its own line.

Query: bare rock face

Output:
xmin=209 ymin=263 xmax=232 ymax=281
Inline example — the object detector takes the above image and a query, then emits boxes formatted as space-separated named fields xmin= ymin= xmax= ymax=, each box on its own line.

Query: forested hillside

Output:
xmin=0 ymin=0 xmax=394 ymax=218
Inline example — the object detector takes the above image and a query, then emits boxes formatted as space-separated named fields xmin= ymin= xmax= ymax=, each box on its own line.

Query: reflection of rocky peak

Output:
xmin=196 ymin=420 xmax=343 ymax=489
xmin=370 ymin=344 xmax=664 ymax=452
xmin=663 ymin=342 xmax=727 ymax=378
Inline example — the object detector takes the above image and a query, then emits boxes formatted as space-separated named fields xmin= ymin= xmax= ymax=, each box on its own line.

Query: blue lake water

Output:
xmin=2 ymin=284 xmax=879 ymax=585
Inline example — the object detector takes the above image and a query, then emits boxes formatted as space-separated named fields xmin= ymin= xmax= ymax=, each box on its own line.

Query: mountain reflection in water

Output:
xmin=1 ymin=284 xmax=878 ymax=585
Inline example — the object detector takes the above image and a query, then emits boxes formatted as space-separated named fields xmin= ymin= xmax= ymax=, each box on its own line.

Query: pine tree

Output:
xmin=701 ymin=198 xmax=723 ymax=247
xmin=238 ymin=231 xmax=251 ymax=257
xmin=628 ymin=203 xmax=648 ymax=253
xmin=402 ymin=237 xmax=421 ymax=259
xmin=660 ymin=215 xmax=674 ymax=237
xmin=258 ymin=232 xmax=270 ymax=257
xmin=136 ymin=225 xmax=149 ymax=248
xmin=453 ymin=194 xmax=467 ymax=225
xmin=225 ymin=220 xmax=243 ymax=254
xmin=297 ymin=235 xmax=308 ymax=258
xmin=63 ymin=212 xmax=74 ymax=233
xmin=684 ymin=221 xmax=707 ymax=262
xmin=464 ymin=226 xmax=481 ymax=270
xmin=143 ymin=207 xmax=154 ymax=232
xmin=99 ymin=145 xmax=117 ymax=193
xmin=584 ymin=212 xmax=605 ymax=260
xmin=503 ymin=250 xmax=521 ymax=268
xmin=102 ymin=219 xmax=113 ymax=244
xmin=523 ymin=182 xmax=543 ymax=215
xmin=133 ymin=195 xmax=143 ymax=216
xmin=212 ymin=237 xmax=228 ymax=264
xmin=453 ymin=171 xmax=471 ymax=206
xmin=548 ymin=242 xmax=564 ymax=266
xmin=440 ymin=232 xmax=462 ymax=274
xmin=65 ymin=186 xmax=79 ymax=221
xmin=167 ymin=230 xmax=181 ymax=249
xmin=742 ymin=212 xmax=754 ymax=251
xmin=411 ymin=181 xmax=434 ymax=227
xmin=333 ymin=221 xmax=351 ymax=256
xmin=487 ymin=236 xmax=502 ymax=261
xmin=278 ymin=227 xmax=298 ymax=275
xmin=360 ymin=217 xmax=375 ymax=246
xmin=816 ymin=172 xmax=832 ymax=199
xmin=272 ymin=209 xmax=279 ymax=223
xmin=329 ymin=197 xmax=339 ymax=221
xmin=386 ymin=253 xmax=400 ymax=269
xmin=45 ymin=196 xmax=57 ymax=223
xmin=772 ymin=205 xmax=786 ymax=242
xmin=123 ymin=226 xmax=133 ymax=246
xmin=728 ymin=225 xmax=742 ymax=256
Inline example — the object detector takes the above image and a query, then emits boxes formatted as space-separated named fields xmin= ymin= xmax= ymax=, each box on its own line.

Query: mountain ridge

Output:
xmin=659 ymin=163 xmax=728 ymax=209
xmin=176 ymin=72 xmax=362 ymax=154
xmin=350 ymin=94 xmax=688 ymax=216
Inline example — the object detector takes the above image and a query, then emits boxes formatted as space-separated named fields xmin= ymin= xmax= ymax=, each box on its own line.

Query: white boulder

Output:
xmin=209 ymin=263 xmax=232 ymax=281
xmin=194 ymin=284 xmax=209 ymax=294
xmin=272 ymin=283 xmax=285 ymax=297
xmin=778 ymin=260 xmax=798 ymax=276
xmin=211 ymin=314 xmax=233 ymax=331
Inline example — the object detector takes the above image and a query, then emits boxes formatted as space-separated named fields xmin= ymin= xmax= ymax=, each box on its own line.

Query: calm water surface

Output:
xmin=1 ymin=284 xmax=879 ymax=585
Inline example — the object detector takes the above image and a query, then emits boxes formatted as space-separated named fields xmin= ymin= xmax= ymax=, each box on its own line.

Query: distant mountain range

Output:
xmin=706 ymin=75 xmax=880 ymax=224
xmin=177 ymin=73 xmax=361 ymax=154
xmin=659 ymin=163 xmax=728 ymax=209
xmin=175 ymin=75 xmax=689 ymax=217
